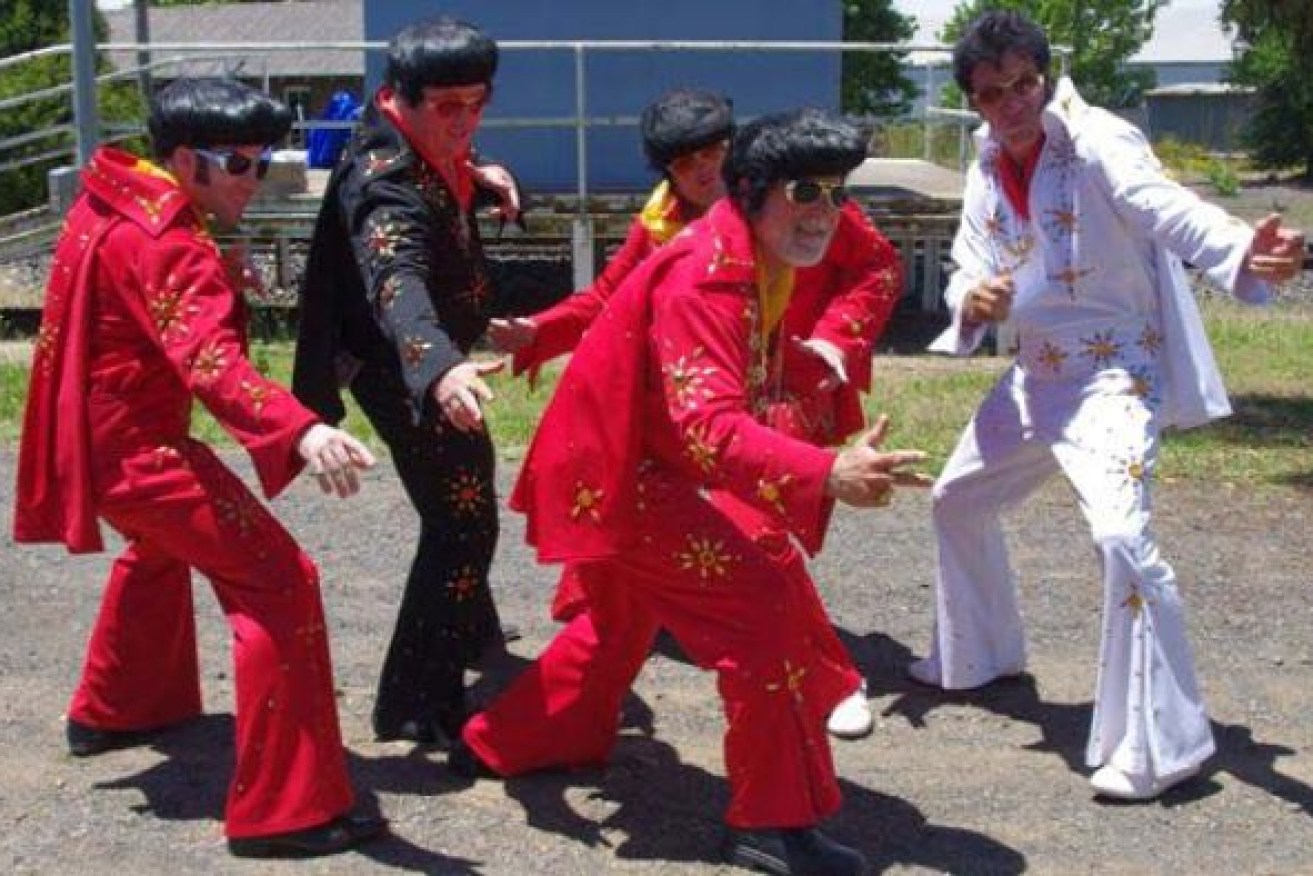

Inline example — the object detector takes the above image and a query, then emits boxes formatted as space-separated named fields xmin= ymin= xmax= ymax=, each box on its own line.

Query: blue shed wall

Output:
xmin=364 ymin=1 xmax=843 ymax=192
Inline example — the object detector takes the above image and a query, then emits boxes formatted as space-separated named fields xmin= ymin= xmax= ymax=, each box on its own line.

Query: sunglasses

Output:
xmin=194 ymin=147 xmax=273 ymax=180
xmin=423 ymin=93 xmax=491 ymax=118
xmin=784 ymin=179 xmax=849 ymax=208
xmin=668 ymin=139 xmax=729 ymax=175
xmin=972 ymin=70 xmax=1045 ymax=108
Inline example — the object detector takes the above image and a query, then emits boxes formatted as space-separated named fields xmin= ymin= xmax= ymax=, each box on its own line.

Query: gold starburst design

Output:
xmin=191 ymin=340 xmax=228 ymax=386
xmin=1137 ymin=325 xmax=1164 ymax=356
xmin=448 ymin=471 xmax=486 ymax=516
xmin=1121 ymin=588 xmax=1149 ymax=616
xmin=1047 ymin=208 xmax=1078 ymax=232
xmin=765 ymin=659 xmax=808 ymax=702
xmin=240 ymin=379 xmax=272 ymax=415
xmin=365 ymin=217 xmax=403 ymax=259
xmin=756 ymin=474 xmax=794 ymax=515
xmin=675 ymin=535 xmax=734 ymax=581
xmin=684 ymin=425 xmax=718 ymax=474
xmin=378 ymin=275 xmax=404 ymax=310
xmin=147 ymin=274 xmax=198 ymax=342
xmin=215 ymin=492 xmax=259 ymax=537
xmin=1080 ymin=330 xmax=1122 ymax=368
xmin=664 ymin=351 xmax=717 ymax=410
xmin=570 ymin=482 xmax=604 ymax=522
xmin=403 ymin=337 xmax=432 ymax=369
xmin=447 ymin=566 xmax=481 ymax=602
xmin=1037 ymin=340 xmax=1068 ymax=375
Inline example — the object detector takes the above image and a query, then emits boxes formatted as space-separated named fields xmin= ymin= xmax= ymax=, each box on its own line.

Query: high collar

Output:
xmin=80 ymin=147 xmax=193 ymax=235
xmin=973 ymin=76 xmax=1089 ymax=165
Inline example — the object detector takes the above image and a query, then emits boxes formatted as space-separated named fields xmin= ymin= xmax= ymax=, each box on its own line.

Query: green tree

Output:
xmin=940 ymin=0 xmax=1164 ymax=109
xmin=1222 ymin=0 xmax=1313 ymax=180
xmin=842 ymin=0 xmax=919 ymax=117
xmin=0 ymin=1 xmax=145 ymax=214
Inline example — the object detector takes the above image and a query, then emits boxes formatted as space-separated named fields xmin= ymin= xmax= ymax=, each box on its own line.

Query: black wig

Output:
xmin=952 ymin=10 xmax=1051 ymax=95
xmin=385 ymin=17 xmax=498 ymax=106
xmin=148 ymin=77 xmax=291 ymax=158
xmin=722 ymin=108 xmax=866 ymax=216
xmin=639 ymin=87 xmax=734 ymax=172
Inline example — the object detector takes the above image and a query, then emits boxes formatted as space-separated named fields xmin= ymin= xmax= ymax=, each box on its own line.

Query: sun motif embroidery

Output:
xmin=683 ymin=425 xmax=718 ymax=474
xmin=377 ymin=274 xmax=403 ymax=310
xmin=1052 ymin=265 xmax=1094 ymax=297
xmin=844 ymin=314 xmax=868 ymax=338
xmin=756 ymin=474 xmax=794 ymax=516
xmin=1127 ymin=366 xmax=1156 ymax=401
xmin=1036 ymin=340 xmax=1068 ymax=375
xmin=147 ymin=274 xmax=198 ymax=342
xmin=215 ymin=492 xmax=260 ymax=537
xmin=570 ymin=482 xmax=604 ymax=522
xmin=446 ymin=566 xmax=481 ymax=602
xmin=664 ymin=350 xmax=717 ymax=409
xmin=448 ymin=471 xmax=486 ymax=516
xmin=1121 ymin=587 xmax=1149 ymax=616
xmin=1080 ymin=330 xmax=1122 ymax=368
xmin=34 ymin=322 xmax=58 ymax=374
xmin=364 ymin=216 xmax=403 ymax=260
xmin=1137 ymin=324 xmax=1164 ymax=356
xmin=240 ymin=379 xmax=272 ymax=415
xmin=765 ymin=660 xmax=808 ymax=702
xmin=1046 ymin=208 xmax=1078 ymax=233
xmin=707 ymin=234 xmax=754 ymax=276
xmin=676 ymin=535 xmax=735 ymax=581
xmin=192 ymin=340 xmax=228 ymax=386
xmin=402 ymin=336 xmax=432 ymax=369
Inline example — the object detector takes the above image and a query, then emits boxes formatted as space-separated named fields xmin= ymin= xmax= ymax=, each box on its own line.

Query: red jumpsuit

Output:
xmin=13 ymin=147 xmax=354 ymax=839
xmin=514 ymin=197 xmax=902 ymax=622
xmin=463 ymin=200 xmax=868 ymax=828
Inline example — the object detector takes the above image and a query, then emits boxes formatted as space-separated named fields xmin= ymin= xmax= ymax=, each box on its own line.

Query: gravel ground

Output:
xmin=1 ymin=442 xmax=1311 ymax=875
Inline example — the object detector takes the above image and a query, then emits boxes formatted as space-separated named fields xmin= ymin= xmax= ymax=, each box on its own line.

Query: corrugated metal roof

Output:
xmin=102 ymin=0 xmax=365 ymax=79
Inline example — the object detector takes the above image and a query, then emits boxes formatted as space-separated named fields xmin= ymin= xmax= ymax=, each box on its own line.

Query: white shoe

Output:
xmin=826 ymin=682 xmax=872 ymax=740
xmin=1090 ymin=764 xmax=1201 ymax=801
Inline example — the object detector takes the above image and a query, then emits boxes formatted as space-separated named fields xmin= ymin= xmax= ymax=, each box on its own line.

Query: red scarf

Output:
xmin=997 ymin=134 xmax=1045 ymax=220
xmin=376 ymin=87 xmax=475 ymax=211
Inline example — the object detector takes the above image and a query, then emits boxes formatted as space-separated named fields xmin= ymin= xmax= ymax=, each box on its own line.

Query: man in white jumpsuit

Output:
xmin=910 ymin=10 xmax=1306 ymax=801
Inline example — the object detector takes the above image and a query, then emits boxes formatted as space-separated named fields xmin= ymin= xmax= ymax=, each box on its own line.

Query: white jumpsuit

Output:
xmin=919 ymin=78 xmax=1269 ymax=779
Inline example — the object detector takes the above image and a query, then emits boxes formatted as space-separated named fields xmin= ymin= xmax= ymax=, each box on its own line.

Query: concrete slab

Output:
xmin=847 ymin=158 xmax=965 ymax=204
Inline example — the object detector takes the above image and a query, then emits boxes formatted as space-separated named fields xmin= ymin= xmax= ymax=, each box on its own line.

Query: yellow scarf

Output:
xmin=637 ymin=180 xmax=687 ymax=246
xmin=754 ymin=250 xmax=794 ymax=342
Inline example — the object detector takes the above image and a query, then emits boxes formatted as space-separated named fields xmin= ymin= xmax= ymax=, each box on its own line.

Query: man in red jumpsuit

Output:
xmin=457 ymin=109 xmax=928 ymax=876
xmin=13 ymin=78 xmax=383 ymax=858
xmin=489 ymin=88 xmax=903 ymax=741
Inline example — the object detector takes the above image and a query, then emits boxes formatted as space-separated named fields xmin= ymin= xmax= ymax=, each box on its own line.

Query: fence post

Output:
xmin=70 ymin=0 xmax=100 ymax=166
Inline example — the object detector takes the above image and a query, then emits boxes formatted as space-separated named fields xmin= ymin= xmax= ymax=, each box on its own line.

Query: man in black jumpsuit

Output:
xmin=294 ymin=16 xmax=521 ymax=745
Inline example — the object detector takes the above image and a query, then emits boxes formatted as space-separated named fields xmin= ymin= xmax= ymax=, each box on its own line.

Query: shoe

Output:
xmin=374 ymin=719 xmax=450 ymax=748
xmin=66 ymin=718 xmax=156 ymax=757
xmin=827 ymin=683 xmax=873 ymax=740
xmin=723 ymin=826 xmax=869 ymax=875
xmin=228 ymin=812 xmax=387 ymax=858
xmin=447 ymin=739 xmax=498 ymax=779
xmin=1090 ymin=763 xmax=1201 ymax=801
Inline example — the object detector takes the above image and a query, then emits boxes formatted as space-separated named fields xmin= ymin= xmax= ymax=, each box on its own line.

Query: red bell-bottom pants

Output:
xmin=69 ymin=440 xmax=354 ymax=839
xmin=464 ymin=468 xmax=859 ymax=828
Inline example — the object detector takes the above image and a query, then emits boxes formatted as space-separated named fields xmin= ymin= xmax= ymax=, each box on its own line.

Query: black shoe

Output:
xmin=66 ymin=718 xmax=156 ymax=757
xmin=227 ymin=812 xmax=387 ymax=859
xmin=723 ymin=826 xmax=869 ymax=876
xmin=447 ymin=739 xmax=498 ymax=779
xmin=373 ymin=719 xmax=450 ymax=748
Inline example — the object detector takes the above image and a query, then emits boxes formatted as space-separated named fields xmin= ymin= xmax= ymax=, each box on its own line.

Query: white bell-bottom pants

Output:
xmin=921 ymin=363 xmax=1215 ymax=777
